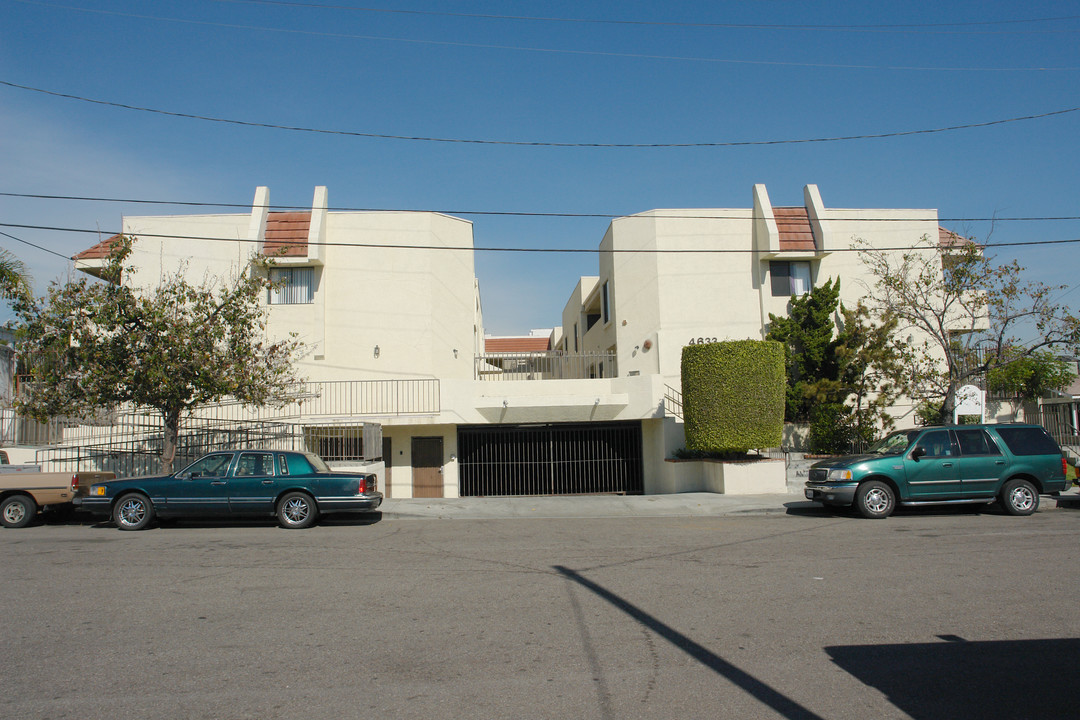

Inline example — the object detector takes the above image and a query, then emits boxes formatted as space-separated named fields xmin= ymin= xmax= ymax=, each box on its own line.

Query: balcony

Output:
xmin=475 ymin=352 xmax=617 ymax=381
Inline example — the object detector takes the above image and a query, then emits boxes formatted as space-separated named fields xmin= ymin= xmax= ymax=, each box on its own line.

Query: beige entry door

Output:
xmin=411 ymin=436 xmax=444 ymax=498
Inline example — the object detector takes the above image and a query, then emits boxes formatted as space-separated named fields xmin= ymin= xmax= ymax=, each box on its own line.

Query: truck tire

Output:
xmin=1000 ymin=478 xmax=1039 ymax=516
xmin=1 ymin=494 xmax=37 ymax=528
xmin=855 ymin=480 xmax=895 ymax=519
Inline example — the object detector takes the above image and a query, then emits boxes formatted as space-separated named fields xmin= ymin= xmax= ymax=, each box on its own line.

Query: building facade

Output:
xmin=67 ymin=183 xmax=975 ymax=496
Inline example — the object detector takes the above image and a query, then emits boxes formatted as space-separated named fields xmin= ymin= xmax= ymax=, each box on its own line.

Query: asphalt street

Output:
xmin=2 ymin=501 xmax=1078 ymax=719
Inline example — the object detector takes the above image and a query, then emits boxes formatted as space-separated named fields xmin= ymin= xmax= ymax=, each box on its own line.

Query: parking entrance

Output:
xmin=457 ymin=422 xmax=643 ymax=497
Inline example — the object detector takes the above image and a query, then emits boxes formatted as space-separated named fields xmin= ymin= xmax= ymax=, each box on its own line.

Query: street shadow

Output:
xmin=78 ymin=511 xmax=383 ymax=531
xmin=318 ymin=510 xmax=383 ymax=526
xmin=38 ymin=509 xmax=103 ymax=526
xmin=826 ymin=636 xmax=1078 ymax=719
xmin=785 ymin=502 xmax=1001 ymax=519
xmin=783 ymin=501 xmax=838 ymax=516
xmin=554 ymin=565 xmax=825 ymax=720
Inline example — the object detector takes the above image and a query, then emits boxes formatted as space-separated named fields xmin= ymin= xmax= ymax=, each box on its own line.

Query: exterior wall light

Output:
xmin=642 ymin=339 xmax=653 ymax=351
xmin=374 ymin=345 xmax=380 ymax=358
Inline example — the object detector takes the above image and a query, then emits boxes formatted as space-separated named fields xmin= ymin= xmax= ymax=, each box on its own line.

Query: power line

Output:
xmin=212 ymin=1 xmax=1080 ymax=34
xmin=3 ymin=221 xmax=1078 ymax=256
xmin=7 ymin=3 xmax=1080 ymax=71
xmin=0 ymin=229 xmax=72 ymax=260
xmin=3 ymin=191 xmax=1079 ymax=224
xmin=3 ymin=80 xmax=1079 ymax=148
xmin=21 ymin=0 xmax=1080 ymax=38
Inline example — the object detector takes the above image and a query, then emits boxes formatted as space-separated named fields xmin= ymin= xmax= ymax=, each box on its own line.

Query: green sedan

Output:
xmin=76 ymin=450 xmax=382 ymax=530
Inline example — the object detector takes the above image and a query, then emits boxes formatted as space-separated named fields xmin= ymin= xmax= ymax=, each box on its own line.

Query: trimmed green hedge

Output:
xmin=681 ymin=339 xmax=785 ymax=454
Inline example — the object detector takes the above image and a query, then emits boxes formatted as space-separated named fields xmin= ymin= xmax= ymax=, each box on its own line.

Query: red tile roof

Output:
xmin=72 ymin=234 xmax=124 ymax=260
xmin=264 ymin=212 xmax=310 ymax=257
xmin=485 ymin=337 xmax=551 ymax=353
xmin=939 ymin=227 xmax=975 ymax=247
xmin=774 ymin=207 xmax=816 ymax=251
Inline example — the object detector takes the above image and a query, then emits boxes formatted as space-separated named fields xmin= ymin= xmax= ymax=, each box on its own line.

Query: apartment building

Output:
xmin=70 ymin=184 xmax=954 ymax=498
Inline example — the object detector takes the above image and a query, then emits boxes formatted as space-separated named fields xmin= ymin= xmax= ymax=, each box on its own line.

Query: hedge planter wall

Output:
xmin=681 ymin=339 xmax=785 ymax=454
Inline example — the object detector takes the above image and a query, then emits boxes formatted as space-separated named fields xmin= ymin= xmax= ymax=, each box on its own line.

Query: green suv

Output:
xmin=805 ymin=424 xmax=1068 ymax=519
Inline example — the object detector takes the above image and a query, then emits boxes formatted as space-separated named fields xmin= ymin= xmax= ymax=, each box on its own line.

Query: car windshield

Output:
xmin=867 ymin=430 xmax=921 ymax=455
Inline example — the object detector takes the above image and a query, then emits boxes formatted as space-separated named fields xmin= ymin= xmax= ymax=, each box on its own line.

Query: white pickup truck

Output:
xmin=0 ymin=450 xmax=115 ymax=528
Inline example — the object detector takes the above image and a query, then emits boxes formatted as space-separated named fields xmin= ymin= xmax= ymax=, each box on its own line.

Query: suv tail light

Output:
xmin=358 ymin=477 xmax=367 ymax=494
xmin=71 ymin=474 xmax=80 ymax=493
xmin=1064 ymin=457 xmax=1069 ymax=478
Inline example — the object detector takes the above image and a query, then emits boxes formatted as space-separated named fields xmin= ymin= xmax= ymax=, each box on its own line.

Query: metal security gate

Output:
xmin=458 ymin=422 xmax=643 ymax=497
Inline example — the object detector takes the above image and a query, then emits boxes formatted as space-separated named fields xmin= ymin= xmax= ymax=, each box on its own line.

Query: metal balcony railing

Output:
xmin=664 ymin=385 xmax=683 ymax=420
xmin=475 ymin=352 xmax=616 ymax=381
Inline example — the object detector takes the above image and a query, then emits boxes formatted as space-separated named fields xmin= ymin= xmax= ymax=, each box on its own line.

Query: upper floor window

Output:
xmin=268 ymin=267 xmax=315 ymax=305
xmin=602 ymin=281 xmax=611 ymax=323
xmin=770 ymin=261 xmax=811 ymax=297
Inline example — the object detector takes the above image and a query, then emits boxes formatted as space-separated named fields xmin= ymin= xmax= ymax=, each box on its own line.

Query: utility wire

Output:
xmin=0 ymin=230 xmax=72 ymax=259
xmin=3 ymin=222 xmax=1078 ymax=256
xmin=2 ymin=191 xmax=1079 ymax=224
xmin=9 ymin=2 xmax=1080 ymax=69
xmin=3 ymin=80 xmax=1078 ymax=148
xmin=213 ymin=1 xmax=1080 ymax=34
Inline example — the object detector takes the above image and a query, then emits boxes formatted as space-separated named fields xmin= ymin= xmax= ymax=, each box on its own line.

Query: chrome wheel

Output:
xmin=1001 ymin=479 xmax=1039 ymax=516
xmin=864 ymin=488 xmax=890 ymax=514
xmin=277 ymin=492 xmax=317 ymax=529
xmin=283 ymin=498 xmax=309 ymax=523
xmin=114 ymin=493 xmax=154 ymax=530
xmin=855 ymin=480 xmax=895 ymax=519
xmin=4 ymin=500 xmax=26 ymax=525
xmin=1009 ymin=486 xmax=1035 ymax=511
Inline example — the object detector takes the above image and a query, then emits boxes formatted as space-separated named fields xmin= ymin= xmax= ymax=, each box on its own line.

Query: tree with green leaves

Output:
xmin=768 ymin=278 xmax=908 ymax=452
xmin=857 ymin=234 xmax=1080 ymax=424
xmin=766 ymin=277 xmax=843 ymax=422
xmin=0 ymin=247 xmax=33 ymax=303
xmin=832 ymin=302 xmax=908 ymax=445
xmin=987 ymin=348 xmax=1076 ymax=401
xmin=14 ymin=236 xmax=304 ymax=473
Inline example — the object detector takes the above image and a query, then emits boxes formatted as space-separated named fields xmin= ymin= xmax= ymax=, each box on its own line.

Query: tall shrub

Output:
xmin=681 ymin=339 xmax=785 ymax=454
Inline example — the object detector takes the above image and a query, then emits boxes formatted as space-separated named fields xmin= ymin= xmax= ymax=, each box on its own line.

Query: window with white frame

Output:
xmin=769 ymin=261 xmax=811 ymax=297
xmin=268 ymin=267 xmax=316 ymax=305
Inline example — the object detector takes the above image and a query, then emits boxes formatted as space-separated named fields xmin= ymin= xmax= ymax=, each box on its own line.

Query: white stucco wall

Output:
xmin=564 ymin=184 xmax=942 ymax=398
xmin=302 ymin=211 xmax=477 ymax=382
xmin=94 ymin=188 xmax=482 ymax=387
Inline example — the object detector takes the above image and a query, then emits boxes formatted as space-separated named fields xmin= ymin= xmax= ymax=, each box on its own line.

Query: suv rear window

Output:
xmin=994 ymin=427 xmax=1061 ymax=456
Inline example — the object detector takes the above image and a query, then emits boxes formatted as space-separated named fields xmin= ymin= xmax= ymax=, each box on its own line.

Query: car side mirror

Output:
xmin=911 ymin=447 xmax=926 ymax=461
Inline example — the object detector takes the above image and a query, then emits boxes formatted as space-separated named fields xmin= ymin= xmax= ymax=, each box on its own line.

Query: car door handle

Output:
xmin=211 ymin=481 xmax=227 ymax=486
xmin=995 ymin=460 xmax=1005 ymax=465
xmin=261 ymin=480 xmax=275 ymax=485
xmin=942 ymin=462 xmax=953 ymax=468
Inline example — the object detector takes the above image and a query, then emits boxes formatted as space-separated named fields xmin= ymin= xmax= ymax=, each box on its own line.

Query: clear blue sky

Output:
xmin=1 ymin=0 xmax=1077 ymax=335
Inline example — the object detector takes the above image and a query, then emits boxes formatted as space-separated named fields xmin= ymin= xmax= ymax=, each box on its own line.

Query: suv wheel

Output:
xmin=855 ymin=480 xmax=895 ymax=519
xmin=1000 ymin=478 xmax=1039 ymax=516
